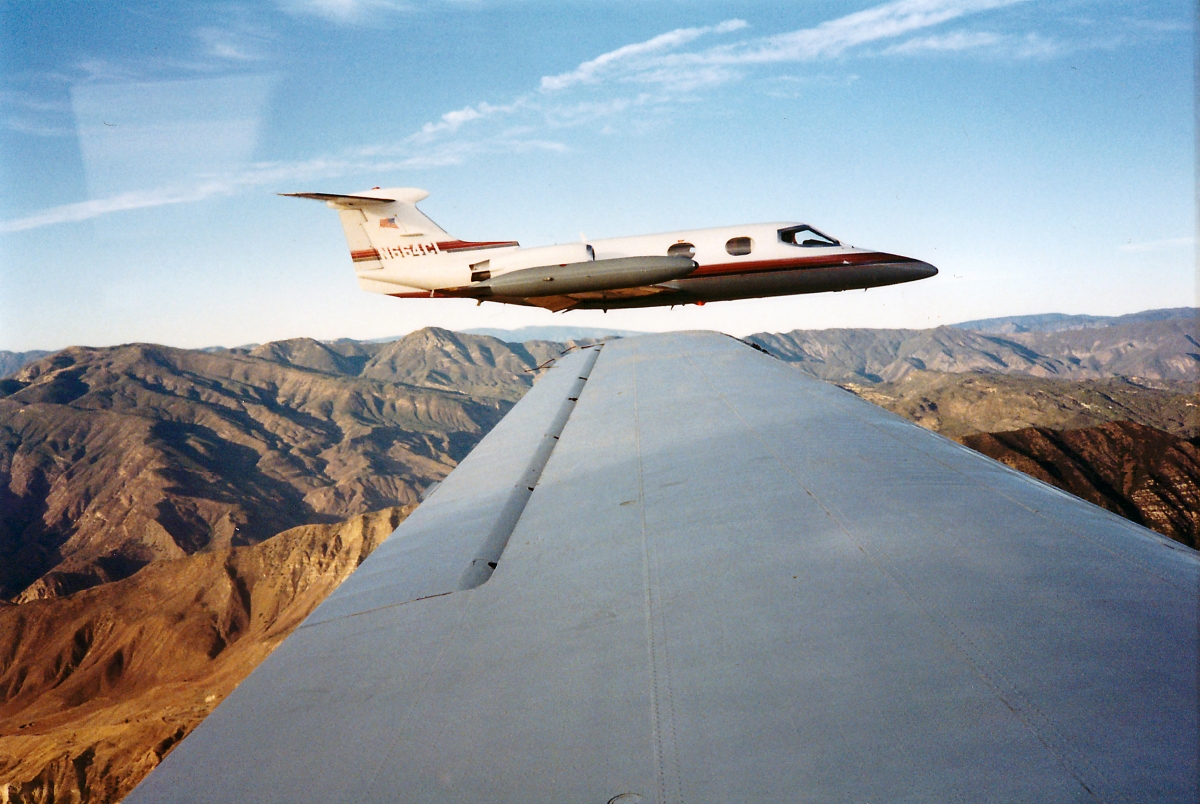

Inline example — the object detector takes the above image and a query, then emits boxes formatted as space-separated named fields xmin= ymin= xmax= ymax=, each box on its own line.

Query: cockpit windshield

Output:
xmin=779 ymin=225 xmax=840 ymax=247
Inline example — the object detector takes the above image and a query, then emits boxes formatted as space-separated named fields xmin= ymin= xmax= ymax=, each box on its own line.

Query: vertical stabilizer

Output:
xmin=281 ymin=188 xmax=452 ymax=272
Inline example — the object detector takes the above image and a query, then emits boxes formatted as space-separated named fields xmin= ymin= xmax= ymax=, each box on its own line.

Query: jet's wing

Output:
xmin=126 ymin=332 xmax=1198 ymax=804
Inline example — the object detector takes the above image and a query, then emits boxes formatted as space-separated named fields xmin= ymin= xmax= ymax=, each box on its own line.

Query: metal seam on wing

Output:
xmin=632 ymin=340 xmax=684 ymax=804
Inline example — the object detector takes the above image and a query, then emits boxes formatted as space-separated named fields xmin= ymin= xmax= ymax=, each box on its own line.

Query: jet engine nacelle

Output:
xmin=475 ymin=255 xmax=698 ymax=297
xmin=478 ymin=243 xmax=594 ymax=277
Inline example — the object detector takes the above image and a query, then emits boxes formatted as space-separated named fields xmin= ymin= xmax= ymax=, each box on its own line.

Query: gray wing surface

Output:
xmin=126 ymin=331 xmax=1198 ymax=804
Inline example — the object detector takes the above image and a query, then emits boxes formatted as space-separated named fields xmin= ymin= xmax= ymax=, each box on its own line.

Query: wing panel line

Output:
xmin=633 ymin=340 xmax=683 ymax=804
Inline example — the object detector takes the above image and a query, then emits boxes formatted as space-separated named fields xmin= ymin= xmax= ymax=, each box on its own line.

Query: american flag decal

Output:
xmin=380 ymin=217 xmax=399 ymax=229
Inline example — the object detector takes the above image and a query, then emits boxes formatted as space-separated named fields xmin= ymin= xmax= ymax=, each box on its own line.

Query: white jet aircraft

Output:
xmin=284 ymin=187 xmax=937 ymax=312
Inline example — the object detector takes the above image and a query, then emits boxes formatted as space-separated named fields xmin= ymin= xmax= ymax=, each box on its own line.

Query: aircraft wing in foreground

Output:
xmin=127 ymin=332 xmax=1197 ymax=803
xmin=282 ymin=188 xmax=936 ymax=311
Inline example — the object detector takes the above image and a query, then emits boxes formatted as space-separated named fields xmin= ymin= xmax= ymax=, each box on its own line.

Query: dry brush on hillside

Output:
xmin=0 ymin=507 xmax=412 ymax=804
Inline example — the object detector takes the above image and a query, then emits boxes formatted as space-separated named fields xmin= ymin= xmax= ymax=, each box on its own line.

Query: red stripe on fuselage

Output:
xmin=434 ymin=240 xmax=520 ymax=252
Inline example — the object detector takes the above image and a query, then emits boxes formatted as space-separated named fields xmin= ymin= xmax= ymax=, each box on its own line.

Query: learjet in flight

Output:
xmin=284 ymin=188 xmax=937 ymax=312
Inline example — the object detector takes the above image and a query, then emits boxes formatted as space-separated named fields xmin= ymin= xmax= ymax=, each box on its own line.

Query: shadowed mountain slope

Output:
xmin=247 ymin=337 xmax=376 ymax=377
xmin=962 ymin=422 xmax=1199 ymax=548
xmin=0 ymin=329 xmax=554 ymax=602
xmin=0 ymin=506 xmax=410 ymax=804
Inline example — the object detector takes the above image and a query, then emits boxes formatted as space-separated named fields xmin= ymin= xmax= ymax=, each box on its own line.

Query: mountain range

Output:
xmin=747 ymin=314 xmax=1197 ymax=384
xmin=2 ymin=308 xmax=1193 ymax=381
xmin=1 ymin=311 xmax=1196 ymax=803
xmin=0 ymin=329 xmax=567 ymax=603
xmin=947 ymin=307 xmax=1195 ymax=334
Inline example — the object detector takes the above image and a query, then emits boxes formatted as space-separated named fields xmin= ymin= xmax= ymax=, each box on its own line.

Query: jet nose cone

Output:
xmin=909 ymin=260 xmax=938 ymax=280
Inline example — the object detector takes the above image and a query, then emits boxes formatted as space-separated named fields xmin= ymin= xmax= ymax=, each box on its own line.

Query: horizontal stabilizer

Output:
xmin=280 ymin=191 xmax=395 ymax=206
xmin=280 ymin=188 xmax=431 ymax=209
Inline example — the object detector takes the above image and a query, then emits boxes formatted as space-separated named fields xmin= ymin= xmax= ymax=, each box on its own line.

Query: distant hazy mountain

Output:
xmin=950 ymin=307 xmax=1195 ymax=334
xmin=461 ymin=325 xmax=646 ymax=342
xmin=748 ymin=317 xmax=1198 ymax=384
xmin=0 ymin=349 xmax=51 ymax=378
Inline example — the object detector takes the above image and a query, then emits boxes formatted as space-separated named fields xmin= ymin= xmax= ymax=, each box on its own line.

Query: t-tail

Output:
xmin=281 ymin=187 xmax=519 ymax=296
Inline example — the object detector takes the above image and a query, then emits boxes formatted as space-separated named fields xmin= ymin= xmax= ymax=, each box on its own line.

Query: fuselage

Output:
xmin=576 ymin=222 xmax=937 ymax=309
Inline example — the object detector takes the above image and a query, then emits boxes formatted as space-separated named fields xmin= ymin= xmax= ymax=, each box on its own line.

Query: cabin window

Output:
xmin=668 ymin=242 xmax=695 ymax=258
xmin=779 ymin=225 xmax=840 ymax=247
xmin=725 ymin=237 xmax=753 ymax=256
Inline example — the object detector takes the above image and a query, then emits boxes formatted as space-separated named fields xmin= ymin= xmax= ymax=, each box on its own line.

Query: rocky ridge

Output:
xmin=0 ymin=352 xmax=52 ymax=381
xmin=0 ymin=328 xmax=559 ymax=603
xmin=0 ymin=506 xmax=411 ymax=804
xmin=948 ymin=306 xmax=1194 ymax=334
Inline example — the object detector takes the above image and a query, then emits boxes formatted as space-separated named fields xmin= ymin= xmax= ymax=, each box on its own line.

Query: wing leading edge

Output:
xmin=127 ymin=332 xmax=1198 ymax=803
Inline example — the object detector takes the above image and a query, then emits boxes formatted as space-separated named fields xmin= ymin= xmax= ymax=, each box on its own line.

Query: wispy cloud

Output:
xmin=0 ymin=90 xmax=73 ymax=136
xmin=675 ymin=0 xmax=1026 ymax=67
xmin=0 ymin=187 xmax=223 ymax=233
xmin=410 ymin=99 xmax=530 ymax=143
xmin=885 ymin=30 xmax=1061 ymax=57
xmin=535 ymin=0 xmax=1029 ymax=93
xmin=541 ymin=20 xmax=748 ymax=92
xmin=0 ymin=135 xmax=569 ymax=233
xmin=884 ymin=30 xmax=1002 ymax=53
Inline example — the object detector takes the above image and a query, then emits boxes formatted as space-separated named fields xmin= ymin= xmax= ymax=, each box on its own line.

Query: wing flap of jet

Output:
xmin=304 ymin=346 xmax=600 ymax=625
xmin=126 ymin=332 xmax=1198 ymax=804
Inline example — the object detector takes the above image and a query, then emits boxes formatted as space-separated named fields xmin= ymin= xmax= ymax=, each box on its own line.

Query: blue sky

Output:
xmin=0 ymin=0 xmax=1193 ymax=350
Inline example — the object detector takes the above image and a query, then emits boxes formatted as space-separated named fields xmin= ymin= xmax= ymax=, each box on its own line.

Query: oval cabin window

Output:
xmin=725 ymin=236 xmax=753 ymax=256
xmin=667 ymin=242 xmax=695 ymax=258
